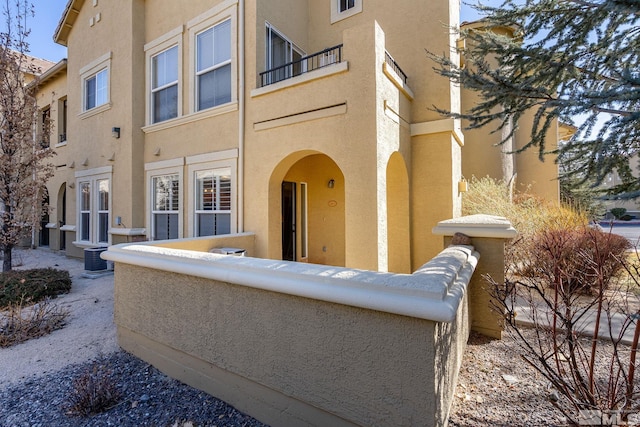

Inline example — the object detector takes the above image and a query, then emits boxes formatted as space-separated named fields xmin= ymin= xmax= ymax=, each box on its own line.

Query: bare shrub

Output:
xmin=465 ymin=176 xmax=640 ymax=423
xmin=0 ymin=299 xmax=68 ymax=347
xmin=488 ymin=228 xmax=639 ymax=424
xmin=64 ymin=362 xmax=121 ymax=416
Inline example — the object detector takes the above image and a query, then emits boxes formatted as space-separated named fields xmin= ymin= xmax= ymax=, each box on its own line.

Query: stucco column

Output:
xmin=432 ymin=214 xmax=517 ymax=339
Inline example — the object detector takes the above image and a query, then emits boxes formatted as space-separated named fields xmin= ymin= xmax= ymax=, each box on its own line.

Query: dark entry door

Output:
xmin=59 ymin=187 xmax=66 ymax=250
xmin=39 ymin=192 xmax=50 ymax=247
xmin=282 ymin=181 xmax=296 ymax=261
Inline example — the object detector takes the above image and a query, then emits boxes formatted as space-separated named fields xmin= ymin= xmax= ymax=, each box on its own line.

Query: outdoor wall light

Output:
xmin=111 ymin=127 xmax=120 ymax=139
xmin=458 ymin=177 xmax=468 ymax=193
xmin=328 ymin=179 xmax=335 ymax=189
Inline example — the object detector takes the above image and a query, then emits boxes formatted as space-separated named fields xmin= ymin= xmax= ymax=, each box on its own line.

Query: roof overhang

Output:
xmin=54 ymin=0 xmax=85 ymax=47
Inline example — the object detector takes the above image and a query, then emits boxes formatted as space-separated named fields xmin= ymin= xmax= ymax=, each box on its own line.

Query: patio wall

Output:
xmin=103 ymin=214 xmax=515 ymax=426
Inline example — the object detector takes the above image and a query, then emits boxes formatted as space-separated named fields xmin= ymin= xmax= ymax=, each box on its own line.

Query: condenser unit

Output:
xmin=84 ymin=247 xmax=107 ymax=271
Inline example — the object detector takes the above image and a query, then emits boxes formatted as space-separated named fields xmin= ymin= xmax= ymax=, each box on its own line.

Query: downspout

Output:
xmin=237 ymin=0 xmax=245 ymax=232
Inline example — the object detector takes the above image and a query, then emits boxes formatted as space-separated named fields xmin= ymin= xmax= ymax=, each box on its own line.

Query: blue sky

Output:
xmin=26 ymin=1 xmax=486 ymax=63
xmin=26 ymin=0 xmax=68 ymax=62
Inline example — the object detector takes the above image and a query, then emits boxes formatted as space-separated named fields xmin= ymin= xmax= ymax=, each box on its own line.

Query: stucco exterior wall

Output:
xmin=106 ymin=240 xmax=477 ymax=426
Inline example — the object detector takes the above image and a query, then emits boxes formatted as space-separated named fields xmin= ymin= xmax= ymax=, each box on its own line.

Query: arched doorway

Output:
xmin=386 ymin=152 xmax=410 ymax=273
xmin=272 ymin=153 xmax=345 ymax=266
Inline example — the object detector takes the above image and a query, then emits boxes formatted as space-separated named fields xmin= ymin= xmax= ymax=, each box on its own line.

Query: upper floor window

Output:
xmin=85 ymin=68 xmax=108 ymax=110
xmin=340 ymin=0 xmax=355 ymax=12
xmin=196 ymin=19 xmax=231 ymax=111
xmin=152 ymin=45 xmax=179 ymax=123
xmin=79 ymin=52 xmax=111 ymax=117
xmin=145 ymin=25 xmax=183 ymax=126
xmin=58 ymin=98 xmax=67 ymax=144
xmin=331 ymin=0 xmax=362 ymax=23
xmin=39 ymin=107 xmax=50 ymax=148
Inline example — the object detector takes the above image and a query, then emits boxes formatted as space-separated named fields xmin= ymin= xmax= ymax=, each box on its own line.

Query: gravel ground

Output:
xmin=0 ymin=351 xmax=267 ymax=427
xmin=448 ymin=330 xmax=640 ymax=427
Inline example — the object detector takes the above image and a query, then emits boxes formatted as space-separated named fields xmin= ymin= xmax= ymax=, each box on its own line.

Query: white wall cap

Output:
xmin=432 ymin=214 xmax=518 ymax=239
xmin=103 ymin=242 xmax=479 ymax=323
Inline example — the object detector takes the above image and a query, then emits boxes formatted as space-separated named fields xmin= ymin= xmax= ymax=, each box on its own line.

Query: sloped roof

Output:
xmin=54 ymin=0 xmax=85 ymax=46
xmin=22 ymin=53 xmax=56 ymax=76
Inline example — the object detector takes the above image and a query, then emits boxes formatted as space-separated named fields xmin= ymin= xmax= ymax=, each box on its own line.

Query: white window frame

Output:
xmin=96 ymin=178 xmax=110 ymax=244
xmin=79 ymin=52 xmax=112 ymax=118
xmin=187 ymin=0 xmax=237 ymax=115
xmin=145 ymin=158 xmax=184 ymax=240
xmin=186 ymin=149 xmax=237 ymax=237
xmin=300 ymin=182 xmax=308 ymax=259
xmin=330 ymin=0 xmax=362 ymax=23
xmin=265 ymin=22 xmax=306 ymax=84
xmin=74 ymin=166 xmax=112 ymax=246
xmin=144 ymin=26 xmax=183 ymax=126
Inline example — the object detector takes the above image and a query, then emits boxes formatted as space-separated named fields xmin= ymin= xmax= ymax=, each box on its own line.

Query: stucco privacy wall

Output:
xmin=103 ymin=240 xmax=478 ymax=426
xmin=433 ymin=214 xmax=518 ymax=338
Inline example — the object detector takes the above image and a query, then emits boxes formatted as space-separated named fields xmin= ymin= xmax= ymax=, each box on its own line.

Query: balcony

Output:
xmin=259 ymin=44 xmax=343 ymax=88
xmin=384 ymin=51 xmax=408 ymax=84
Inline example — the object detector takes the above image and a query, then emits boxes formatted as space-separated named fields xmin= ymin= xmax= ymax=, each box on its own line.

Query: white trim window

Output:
xmin=195 ymin=19 xmax=232 ymax=111
xmin=151 ymin=45 xmax=179 ymax=123
xmin=97 ymin=179 xmax=109 ymax=244
xmin=152 ymin=174 xmax=180 ymax=240
xmin=186 ymin=150 xmax=237 ymax=237
xmin=265 ymin=23 xmax=305 ymax=84
xmin=145 ymin=26 xmax=183 ymax=125
xmin=79 ymin=52 xmax=112 ymax=117
xmin=75 ymin=167 xmax=112 ymax=245
xmin=187 ymin=1 xmax=238 ymax=115
xmin=85 ymin=69 xmax=108 ymax=110
xmin=79 ymin=181 xmax=91 ymax=241
xmin=194 ymin=168 xmax=231 ymax=236
xmin=331 ymin=0 xmax=363 ymax=23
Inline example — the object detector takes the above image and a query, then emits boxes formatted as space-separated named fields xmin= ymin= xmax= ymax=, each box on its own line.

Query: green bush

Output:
xmin=610 ymin=207 xmax=627 ymax=219
xmin=0 ymin=268 xmax=72 ymax=308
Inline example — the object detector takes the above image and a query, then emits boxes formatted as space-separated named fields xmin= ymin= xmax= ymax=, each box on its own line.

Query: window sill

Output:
xmin=109 ymin=227 xmax=146 ymax=236
xmin=55 ymin=141 xmax=68 ymax=148
xmin=251 ymin=61 xmax=349 ymax=98
xmin=78 ymin=102 xmax=112 ymax=120
xmin=142 ymin=101 xmax=238 ymax=134
xmin=60 ymin=224 xmax=76 ymax=232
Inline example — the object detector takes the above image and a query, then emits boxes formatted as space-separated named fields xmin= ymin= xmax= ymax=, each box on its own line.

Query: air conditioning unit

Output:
xmin=84 ymin=247 xmax=108 ymax=271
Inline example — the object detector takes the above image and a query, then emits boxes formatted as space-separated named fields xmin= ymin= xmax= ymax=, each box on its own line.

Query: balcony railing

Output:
xmin=260 ymin=44 xmax=343 ymax=88
xmin=385 ymin=51 xmax=408 ymax=84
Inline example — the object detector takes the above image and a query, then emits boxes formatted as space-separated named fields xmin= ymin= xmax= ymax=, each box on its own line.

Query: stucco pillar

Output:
xmin=432 ymin=214 xmax=517 ymax=339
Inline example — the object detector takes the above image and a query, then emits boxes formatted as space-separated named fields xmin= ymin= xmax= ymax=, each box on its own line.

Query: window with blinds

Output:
xmin=195 ymin=168 xmax=231 ymax=236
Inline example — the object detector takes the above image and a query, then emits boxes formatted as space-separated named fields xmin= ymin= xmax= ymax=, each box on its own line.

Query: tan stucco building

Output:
xmin=36 ymin=0 xmax=558 ymax=273
xmin=459 ymin=21 xmax=561 ymax=202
